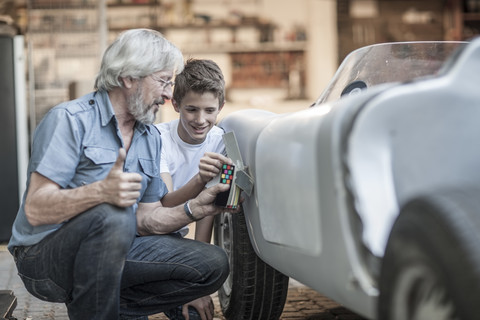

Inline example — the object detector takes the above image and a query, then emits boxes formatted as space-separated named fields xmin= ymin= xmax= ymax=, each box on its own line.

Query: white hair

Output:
xmin=94 ymin=29 xmax=184 ymax=91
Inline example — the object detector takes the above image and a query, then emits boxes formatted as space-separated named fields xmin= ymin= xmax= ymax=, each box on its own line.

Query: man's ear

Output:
xmin=172 ymin=99 xmax=180 ymax=113
xmin=121 ymin=76 xmax=134 ymax=89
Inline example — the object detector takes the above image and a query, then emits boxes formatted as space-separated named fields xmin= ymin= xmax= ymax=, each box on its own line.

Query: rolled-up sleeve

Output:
xmin=139 ymin=156 xmax=168 ymax=203
xmin=30 ymin=107 xmax=82 ymax=188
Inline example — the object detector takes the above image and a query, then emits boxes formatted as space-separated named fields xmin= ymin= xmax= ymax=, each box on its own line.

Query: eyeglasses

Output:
xmin=149 ymin=75 xmax=175 ymax=89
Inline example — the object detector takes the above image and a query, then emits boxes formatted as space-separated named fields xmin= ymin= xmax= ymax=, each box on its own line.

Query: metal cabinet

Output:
xmin=0 ymin=35 xmax=28 ymax=241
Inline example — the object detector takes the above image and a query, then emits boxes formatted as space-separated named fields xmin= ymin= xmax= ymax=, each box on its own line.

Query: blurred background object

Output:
xmin=3 ymin=0 xmax=479 ymax=139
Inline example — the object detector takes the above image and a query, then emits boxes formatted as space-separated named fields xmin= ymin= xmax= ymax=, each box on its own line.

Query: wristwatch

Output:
xmin=184 ymin=200 xmax=199 ymax=221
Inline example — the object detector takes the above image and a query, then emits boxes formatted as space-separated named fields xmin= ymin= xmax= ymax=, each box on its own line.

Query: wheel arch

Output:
xmin=378 ymin=186 xmax=480 ymax=319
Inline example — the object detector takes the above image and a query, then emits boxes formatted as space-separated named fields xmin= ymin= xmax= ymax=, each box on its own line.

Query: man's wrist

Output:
xmin=184 ymin=200 xmax=200 ymax=221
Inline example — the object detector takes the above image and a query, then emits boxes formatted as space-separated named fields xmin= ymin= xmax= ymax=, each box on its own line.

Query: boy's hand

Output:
xmin=198 ymin=152 xmax=233 ymax=184
xmin=183 ymin=296 xmax=215 ymax=320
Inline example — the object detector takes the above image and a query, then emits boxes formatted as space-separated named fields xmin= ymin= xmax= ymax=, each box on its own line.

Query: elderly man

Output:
xmin=8 ymin=29 xmax=233 ymax=320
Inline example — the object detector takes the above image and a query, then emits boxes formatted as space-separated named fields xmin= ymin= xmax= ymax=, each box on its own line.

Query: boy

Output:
xmin=156 ymin=58 xmax=228 ymax=319
xmin=157 ymin=58 xmax=227 ymax=242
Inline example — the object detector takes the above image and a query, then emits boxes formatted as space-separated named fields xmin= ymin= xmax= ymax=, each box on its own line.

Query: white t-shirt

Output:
xmin=156 ymin=119 xmax=225 ymax=191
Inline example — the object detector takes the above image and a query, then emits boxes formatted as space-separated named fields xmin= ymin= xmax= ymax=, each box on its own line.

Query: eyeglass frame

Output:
xmin=148 ymin=75 xmax=175 ymax=89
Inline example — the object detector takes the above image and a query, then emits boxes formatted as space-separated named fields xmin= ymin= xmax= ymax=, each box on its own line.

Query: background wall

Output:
xmin=4 ymin=0 xmax=477 ymax=130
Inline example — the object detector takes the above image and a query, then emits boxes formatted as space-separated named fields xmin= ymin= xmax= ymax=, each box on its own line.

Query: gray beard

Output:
xmin=127 ymin=85 xmax=156 ymax=125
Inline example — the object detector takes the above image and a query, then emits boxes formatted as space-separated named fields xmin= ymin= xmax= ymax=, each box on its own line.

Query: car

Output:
xmin=213 ymin=38 xmax=480 ymax=320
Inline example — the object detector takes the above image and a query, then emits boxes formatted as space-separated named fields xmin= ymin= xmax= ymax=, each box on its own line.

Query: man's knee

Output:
xmin=205 ymin=245 xmax=230 ymax=285
xmin=83 ymin=204 xmax=137 ymax=246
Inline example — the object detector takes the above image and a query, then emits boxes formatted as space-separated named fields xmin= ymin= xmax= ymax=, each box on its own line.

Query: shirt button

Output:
xmin=89 ymin=99 xmax=95 ymax=105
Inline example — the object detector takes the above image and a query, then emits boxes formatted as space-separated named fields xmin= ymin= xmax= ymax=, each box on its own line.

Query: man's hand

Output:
xmin=189 ymin=182 xmax=242 ymax=219
xmin=183 ymin=296 xmax=215 ymax=320
xmin=102 ymin=148 xmax=142 ymax=207
xmin=198 ymin=152 xmax=232 ymax=184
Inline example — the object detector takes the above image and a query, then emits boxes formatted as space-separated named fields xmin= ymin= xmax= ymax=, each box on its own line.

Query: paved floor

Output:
xmin=0 ymin=246 xmax=366 ymax=320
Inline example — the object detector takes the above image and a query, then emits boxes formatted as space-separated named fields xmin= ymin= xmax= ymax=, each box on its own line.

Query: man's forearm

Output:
xmin=137 ymin=183 xmax=231 ymax=236
xmin=136 ymin=202 xmax=195 ymax=235
xmin=25 ymin=178 xmax=106 ymax=226
xmin=25 ymin=153 xmax=142 ymax=226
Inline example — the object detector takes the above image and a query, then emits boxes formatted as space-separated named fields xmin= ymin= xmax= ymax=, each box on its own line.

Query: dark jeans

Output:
xmin=12 ymin=204 xmax=229 ymax=320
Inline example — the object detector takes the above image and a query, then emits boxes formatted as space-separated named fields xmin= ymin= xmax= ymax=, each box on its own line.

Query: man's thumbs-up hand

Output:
xmin=103 ymin=148 xmax=142 ymax=207
xmin=111 ymin=147 xmax=128 ymax=172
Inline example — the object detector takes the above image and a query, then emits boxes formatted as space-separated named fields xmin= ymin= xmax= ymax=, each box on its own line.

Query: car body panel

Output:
xmin=218 ymin=39 xmax=480 ymax=319
xmin=348 ymin=71 xmax=480 ymax=257
xmin=220 ymin=93 xmax=383 ymax=318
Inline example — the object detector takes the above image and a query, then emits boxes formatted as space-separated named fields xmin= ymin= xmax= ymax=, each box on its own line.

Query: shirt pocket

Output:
xmin=84 ymin=146 xmax=117 ymax=165
xmin=138 ymin=158 xmax=159 ymax=178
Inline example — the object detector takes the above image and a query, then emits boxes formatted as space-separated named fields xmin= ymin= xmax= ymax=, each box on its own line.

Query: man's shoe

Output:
xmin=164 ymin=305 xmax=201 ymax=320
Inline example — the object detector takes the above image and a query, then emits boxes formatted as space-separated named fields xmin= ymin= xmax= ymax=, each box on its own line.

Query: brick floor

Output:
xmin=0 ymin=247 xmax=366 ymax=320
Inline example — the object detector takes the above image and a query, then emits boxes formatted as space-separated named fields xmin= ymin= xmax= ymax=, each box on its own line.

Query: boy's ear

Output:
xmin=219 ymin=100 xmax=226 ymax=111
xmin=172 ymin=99 xmax=180 ymax=113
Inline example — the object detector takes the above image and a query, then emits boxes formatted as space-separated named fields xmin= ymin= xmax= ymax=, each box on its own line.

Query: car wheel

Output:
xmin=214 ymin=209 xmax=289 ymax=320
xmin=378 ymin=188 xmax=480 ymax=320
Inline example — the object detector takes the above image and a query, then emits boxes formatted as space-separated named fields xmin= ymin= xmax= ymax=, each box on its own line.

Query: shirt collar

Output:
xmin=135 ymin=120 xmax=153 ymax=136
xmin=96 ymin=90 xmax=115 ymax=127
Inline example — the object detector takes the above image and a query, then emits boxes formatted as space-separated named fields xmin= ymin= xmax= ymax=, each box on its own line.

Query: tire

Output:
xmin=214 ymin=210 xmax=289 ymax=320
xmin=378 ymin=188 xmax=480 ymax=320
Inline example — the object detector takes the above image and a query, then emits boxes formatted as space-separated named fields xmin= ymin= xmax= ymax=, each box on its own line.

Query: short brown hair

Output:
xmin=173 ymin=59 xmax=225 ymax=107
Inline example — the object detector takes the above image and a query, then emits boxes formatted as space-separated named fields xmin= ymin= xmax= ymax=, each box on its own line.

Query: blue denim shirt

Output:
xmin=8 ymin=90 xmax=167 ymax=250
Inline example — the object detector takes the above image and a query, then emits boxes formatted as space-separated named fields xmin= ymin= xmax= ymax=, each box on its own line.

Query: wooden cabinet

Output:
xmin=24 ymin=0 xmax=307 ymax=122
xmin=230 ymin=49 xmax=306 ymax=98
xmin=27 ymin=1 xmax=101 ymax=123
xmin=448 ymin=0 xmax=480 ymax=40
xmin=337 ymin=0 xmax=446 ymax=63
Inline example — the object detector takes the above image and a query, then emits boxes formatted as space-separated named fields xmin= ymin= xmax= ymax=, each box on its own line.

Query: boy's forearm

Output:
xmin=161 ymin=173 xmax=205 ymax=207
xmin=194 ymin=216 xmax=214 ymax=243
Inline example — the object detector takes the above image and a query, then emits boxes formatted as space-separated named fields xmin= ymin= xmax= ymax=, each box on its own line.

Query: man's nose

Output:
xmin=162 ymin=86 xmax=173 ymax=100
